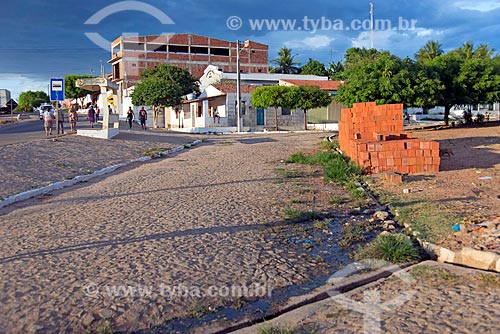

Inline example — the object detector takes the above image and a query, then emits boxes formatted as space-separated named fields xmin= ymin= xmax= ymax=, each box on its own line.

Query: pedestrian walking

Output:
xmin=108 ymin=105 xmax=113 ymax=114
xmin=57 ymin=108 xmax=65 ymax=134
xmin=138 ymin=107 xmax=147 ymax=130
xmin=87 ymin=105 xmax=96 ymax=128
xmin=43 ymin=107 xmax=54 ymax=136
xmin=68 ymin=106 xmax=78 ymax=132
xmin=95 ymin=107 xmax=100 ymax=122
xmin=126 ymin=107 xmax=135 ymax=129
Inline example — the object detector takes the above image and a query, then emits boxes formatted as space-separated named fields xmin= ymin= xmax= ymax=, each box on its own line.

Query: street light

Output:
xmin=236 ymin=40 xmax=250 ymax=133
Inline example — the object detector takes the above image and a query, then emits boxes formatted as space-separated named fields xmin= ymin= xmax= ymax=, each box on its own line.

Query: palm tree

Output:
xmin=415 ymin=40 xmax=443 ymax=62
xmin=272 ymin=47 xmax=300 ymax=74
xmin=454 ymin=42 xmax=494 ymax=60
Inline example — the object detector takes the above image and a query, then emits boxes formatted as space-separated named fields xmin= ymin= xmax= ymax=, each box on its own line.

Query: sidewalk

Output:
xmin=0 ymin=128 xmax=199 ymax=200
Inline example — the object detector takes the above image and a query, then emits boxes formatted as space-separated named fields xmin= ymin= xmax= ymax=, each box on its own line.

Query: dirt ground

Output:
xmin=373 ymin=122 xmax=500 ymax=252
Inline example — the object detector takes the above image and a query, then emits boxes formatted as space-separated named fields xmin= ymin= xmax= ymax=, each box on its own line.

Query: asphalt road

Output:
xmin=0 ymin=113 xmax=100 ymax=146
xmin=0 ymin=116 xmax=48 ymax=145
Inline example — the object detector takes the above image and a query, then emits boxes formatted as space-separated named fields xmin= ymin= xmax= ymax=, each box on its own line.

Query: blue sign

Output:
xmin=50 ymin=78 xmax=65 ymax=101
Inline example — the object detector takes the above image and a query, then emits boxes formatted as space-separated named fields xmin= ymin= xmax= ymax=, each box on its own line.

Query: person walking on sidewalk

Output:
xmin=57 ymin=108 xmax=65 ymax=134
xmin=87 ymin=105 xmax=96 ymax=128
xmin=68 ymin=106 xmax=78 ymax=132
xmin=43 ymin=107 xmax=54 ymax=136
xmin=138 ymin=107 xmax=147 ymax=130
xmin=126 ymin=107 xmax=135 ymax=129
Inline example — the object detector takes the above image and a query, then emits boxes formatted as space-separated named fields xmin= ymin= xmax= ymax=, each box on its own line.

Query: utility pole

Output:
xmin=370 ymin=2 xmax=374 ymax=49
xmin=236 ymin=40 xmax=241 ymax=133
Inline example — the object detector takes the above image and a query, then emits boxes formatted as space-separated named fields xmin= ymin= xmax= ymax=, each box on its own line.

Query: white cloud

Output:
xmin=352 ymin=28 xmax=447 ymax=55
xmin=284 ymin=34 xmax=335 ymax=50
xmin=454 ymin=0 xmax=500 ymax=12
xmin=0 ymin=74 xmax=49 ymax=101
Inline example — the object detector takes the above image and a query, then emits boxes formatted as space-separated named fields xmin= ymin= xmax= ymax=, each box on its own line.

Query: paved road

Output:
xmin=0 ymin=117 xmax=47 ymax=145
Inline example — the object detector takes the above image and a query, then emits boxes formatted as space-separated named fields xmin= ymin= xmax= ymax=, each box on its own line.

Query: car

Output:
xmin=39 ymin=103 xmax=53 ymax=120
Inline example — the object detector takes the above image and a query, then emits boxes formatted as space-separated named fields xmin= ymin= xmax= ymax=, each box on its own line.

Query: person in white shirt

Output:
xmin=43 ymin=108 xmax=54 ymax=136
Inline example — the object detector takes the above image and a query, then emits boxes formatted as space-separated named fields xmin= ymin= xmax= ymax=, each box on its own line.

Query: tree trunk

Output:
xmin=153 ymin=106 xmax=159 ymax=128
xmin=444 ymin=105 xmax=451 ymax=126
xmin=303 ymin=109 xmax=308 ymax=130
xmin=274 ymin=106 xmax=279 ymax=131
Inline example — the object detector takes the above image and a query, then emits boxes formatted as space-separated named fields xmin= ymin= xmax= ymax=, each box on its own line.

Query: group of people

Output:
xmin=43 ymin=105 xmax=148 ymax=135
xmin=126 ymin=106 xmax=148 ymax=130
xmin=42 ymin=107 xmax=78 ymax=136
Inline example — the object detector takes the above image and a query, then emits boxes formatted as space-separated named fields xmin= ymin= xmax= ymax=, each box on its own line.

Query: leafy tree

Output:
xmin=65 ymin=74 xmax=93 ymax=109
xmin=131 ymin=64 xmax=199 ymax=128
xmin=271 ymin=47 xmax=300 ymax=74
xmin=251 ymin=85 xmax=295 ymax=131
xmin=292 ymin=85 xmax=332 ymax=130
xmin=335 ymin=49 xmax=414 ymax=106
xmin=17 ymin=91 xmax=49 ymax=111
xmin=420 ymin=43 xmax=500 ymax=125
xmin=415 ymin=40 xmax=443 ymax=62
xmin=300 ymin=58 xmax=328 ymax=76
xmin=328 ymin=61 xmax=345 ymax=80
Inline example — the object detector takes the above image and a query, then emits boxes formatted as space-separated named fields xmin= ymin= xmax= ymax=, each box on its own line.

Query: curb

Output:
xmin=203 ymin=262 xmax=415 ymax=334
xmin=0 ymin=139 xmax=202 ymax=210
xmin=404 ymin=224 xmax=500 ymax=273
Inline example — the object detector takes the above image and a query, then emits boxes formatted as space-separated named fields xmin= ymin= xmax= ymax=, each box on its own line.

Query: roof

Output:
xmin=279 ymin=79 xmax=343 ymax=90
xmin=221 ymin=73 xmax=328 ymax=82
xmin=212 ymin=84 xmax=258 ymax=94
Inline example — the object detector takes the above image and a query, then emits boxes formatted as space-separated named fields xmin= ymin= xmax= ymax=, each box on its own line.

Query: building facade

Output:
xmin=108 ymin=33 xmax=269 ymax=114
xmin=0 ymin=89 xmax=11 ymax=108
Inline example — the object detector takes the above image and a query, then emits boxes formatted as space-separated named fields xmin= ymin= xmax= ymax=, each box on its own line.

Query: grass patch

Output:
xmin=339 ymin=224 xmax=366 ymax=248
xmin=284 ymin=208 xmax=320 ymax=223
xmin=320 ymin=139 xmax=339 ymax=151
xmin=477 ymin=272 xmax=500 ymax=287
xmin=143 ymin=147 xmax=168 ymax=158
xmin=286 ymin=148 xmax=365 ymax=208
xmin=392 ymin=201 xmax=461 ymax=242
xmin=258 ymin=324 xmax=295 ymax=334
xmin=54 ymin=162 xmax=67 ymax=168
xmin=285 ymin=149 xmax=364 ymax=184
xmin=328 ymin=196 xmax=344 ymax=205
xmin=355 ymin=233 xmax=421 ymax=264
xmin=275 ymin=168 xmax=303 ymax=179
xmin=410 ymin=265 xmax=459 ymax=282
xmin=313 ymin=219 xmax=329 ymax=230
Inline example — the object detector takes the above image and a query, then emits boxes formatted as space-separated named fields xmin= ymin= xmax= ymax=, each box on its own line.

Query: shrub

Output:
xmin=355 ymin=233 xmax=421 ymax=264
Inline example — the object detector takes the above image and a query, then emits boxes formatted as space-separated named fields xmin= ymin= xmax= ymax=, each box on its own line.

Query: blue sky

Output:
xmin=1 ymin=0 xmax=500 ymax=100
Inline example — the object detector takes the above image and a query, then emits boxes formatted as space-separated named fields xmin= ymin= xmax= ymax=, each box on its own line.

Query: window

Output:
xmin=169 ymin=45 xmax=189 ymax=53
xmin=197 ymin=105 xmax=203 ymax=118
xmin=281 ymin=107 xmax=291 ymax=116
xmin=210 ymin=48 xmax=230 ymax=56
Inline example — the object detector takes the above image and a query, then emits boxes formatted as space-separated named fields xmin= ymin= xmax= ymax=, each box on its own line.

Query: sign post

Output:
xmin=50 ymin=78 xmax=65 ymax=138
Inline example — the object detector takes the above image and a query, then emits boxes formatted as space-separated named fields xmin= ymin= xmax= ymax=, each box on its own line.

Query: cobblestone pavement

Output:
xmin=0 ymin=132 xmax=337 ymax=333
xmin=235 ymin=261 xmax=500 ymax=334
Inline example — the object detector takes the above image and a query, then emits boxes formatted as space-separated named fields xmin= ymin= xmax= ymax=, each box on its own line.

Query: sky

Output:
xmin=1 ymin=0 xmax=500 ymax=100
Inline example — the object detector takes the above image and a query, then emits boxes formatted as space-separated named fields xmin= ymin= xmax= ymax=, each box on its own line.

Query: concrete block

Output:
xmin=460 ymin=247 xmax=499 ymax=271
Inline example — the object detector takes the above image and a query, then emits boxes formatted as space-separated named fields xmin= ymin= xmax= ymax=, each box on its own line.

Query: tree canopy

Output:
xmin=17 ymin=90 xmax=49 ymax=111
xmin=65 ymin=74 xmax=93 ymax=107
xmin=293 ymin=85 xmax=332 ymax=130
xmin=334 ymin=42 xmax=500 ymax=125
xmin=300 ymin=58 xmax=328 ymax=76
xmin=251 ymin=85 xmax=295 ymax=131
xmin=131 ymin=64 xmax=199 ymax=128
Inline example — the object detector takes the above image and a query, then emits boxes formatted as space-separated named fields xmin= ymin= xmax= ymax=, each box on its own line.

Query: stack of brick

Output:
xmin=339 ymin=102 xmax=440 ymax=174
